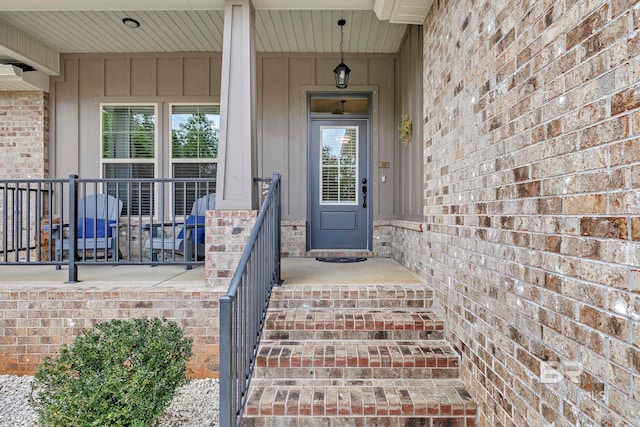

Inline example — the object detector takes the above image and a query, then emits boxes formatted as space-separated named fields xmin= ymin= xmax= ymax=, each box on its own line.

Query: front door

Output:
xmin=308 ymin=119 xmax=370 ymax=249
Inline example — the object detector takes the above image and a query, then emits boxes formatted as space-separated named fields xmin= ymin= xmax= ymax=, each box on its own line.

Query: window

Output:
xmin=101 ymin=105 xmax=157 ymax=215
xmin=100 ymin=103 xmax=218 ymax=218
xmin=171 ymin=105 xmax=219 ymax=215
xmin=320 ymin=126 xmax=358 ymax=205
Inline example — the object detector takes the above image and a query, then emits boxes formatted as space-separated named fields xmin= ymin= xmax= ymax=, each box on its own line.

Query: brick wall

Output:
xmin=0 ymin=287 xmax=223 ymax=378
xmin=206 ymin=210 xmax=258 ymax=287
xmin=282 ymin=220 xmax=307 ymax=257
xmin=0 ymin=91 xmax=50 ymax=254
xmin=280 ymin=220 xmax=394 ymax=258
xmin=391 ymin=221 xmax=427 ymax=276
xmin=0 ymin=91 xmax=49 ymax=179
xmin=415 ymin=0 xmax=640 ymax=425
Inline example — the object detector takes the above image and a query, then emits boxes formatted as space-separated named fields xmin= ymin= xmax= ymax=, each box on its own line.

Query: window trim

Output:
xmin=100 ymin=102 xmax=159 ymax=178
xmin=97 ymin=102 xmax=220 ymax=219
xmin=99 ymin=103 xmax=159 ymax=217
xmin=168 ymin=102 xmax=219 ymax=217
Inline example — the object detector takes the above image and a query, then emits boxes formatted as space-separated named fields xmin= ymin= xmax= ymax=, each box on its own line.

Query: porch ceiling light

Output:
xmin=122 ymin=17 xmax=140 ymax=28
xmin=333 ymin=19 xmax=351 ymax=89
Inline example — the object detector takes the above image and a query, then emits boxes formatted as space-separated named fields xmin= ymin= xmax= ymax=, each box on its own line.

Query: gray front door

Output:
xmin=309 ymin=119 xmax=370 ymax=249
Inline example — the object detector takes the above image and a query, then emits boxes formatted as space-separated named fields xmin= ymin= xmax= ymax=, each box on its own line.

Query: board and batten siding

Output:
xmin=256 ymin=53 xmax=397 ymax=220
xmin=51 ymin=53 xmax=223 ymax=183
xmin=50 ymin=51 xmax=409 ymax=221
xmin=395 ymin=25 xmax=423 ymax=221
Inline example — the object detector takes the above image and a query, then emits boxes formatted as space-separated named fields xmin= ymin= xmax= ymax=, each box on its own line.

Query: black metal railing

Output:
xmin=0 ymin=175 xmax=217 ymax=282
xmin=219 ymin=173 xmax=282 ymax=427
xmin=1 ymin=179 xmax=64 ymax=261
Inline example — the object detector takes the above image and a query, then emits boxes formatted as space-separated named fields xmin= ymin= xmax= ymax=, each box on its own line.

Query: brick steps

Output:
xmin=254 ymin=339 xmax=459 ymax=379
xmin=241 ymin=379 xmax=477 ymax=426
xmin=269 ymin=284 xmax=434 ymax=309
xmin=242 ymin=283 xmax=476 ymax=426
xmin=263 ymin=308 xmax=444 ymax=340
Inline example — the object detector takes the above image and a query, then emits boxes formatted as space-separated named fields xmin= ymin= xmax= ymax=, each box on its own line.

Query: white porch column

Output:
xmin=215 ymin=0 xmax=258 ymax=210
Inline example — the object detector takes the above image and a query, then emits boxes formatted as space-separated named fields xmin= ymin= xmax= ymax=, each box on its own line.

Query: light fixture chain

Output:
xmin=340 ymin=24 xmax=344 ymax=62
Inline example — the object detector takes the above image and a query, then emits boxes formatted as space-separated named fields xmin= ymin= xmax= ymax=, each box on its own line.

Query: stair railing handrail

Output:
xmin=219 ymin=172 xmax=282 ymax=427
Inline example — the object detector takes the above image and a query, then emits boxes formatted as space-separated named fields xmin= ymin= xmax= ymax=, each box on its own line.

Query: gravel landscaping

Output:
xmin=0 ymin=374 xmax=220 ymax=427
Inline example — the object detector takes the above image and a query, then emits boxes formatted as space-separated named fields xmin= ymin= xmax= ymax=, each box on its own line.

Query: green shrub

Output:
xmin=31 ymin=317 xmax=193 ymax=427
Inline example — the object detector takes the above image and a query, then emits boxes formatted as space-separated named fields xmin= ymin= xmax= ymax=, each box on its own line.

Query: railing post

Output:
xmin=219 ymin=295 xmax=233 ymax=427
xmin=66 ymin=174 xmax=79 ymax=283
xmin=11 ymin=186 xmax=19 ymax=262
xmin=2 ymin=184 xmax=8 ymax=263
xmin=272 ymin=173 xmax=282 ymax=287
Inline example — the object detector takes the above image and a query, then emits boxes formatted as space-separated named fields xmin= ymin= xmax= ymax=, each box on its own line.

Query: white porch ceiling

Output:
xmin=0 ymin=0 xmax=432 ymax=91
xmin=0 ymin=9 xmax=409 ymax=54
xmin=0 ymin=0 xmax=378 ymax=11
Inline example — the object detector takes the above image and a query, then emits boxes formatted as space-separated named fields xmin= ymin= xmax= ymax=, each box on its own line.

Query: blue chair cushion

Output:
xmin=177 ymin=215 xmax=206 ymax=244
xmin=77 ymin=218 xmax=116 ymax=238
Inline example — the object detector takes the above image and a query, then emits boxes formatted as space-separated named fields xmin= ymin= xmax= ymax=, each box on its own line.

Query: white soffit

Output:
xmin=0 ymin=17 xmax=60 ymax=75
xmin=374 ymin=0 xmax=433 ymax=24
xmin=0 ymin=64 xmax=49 ymax=91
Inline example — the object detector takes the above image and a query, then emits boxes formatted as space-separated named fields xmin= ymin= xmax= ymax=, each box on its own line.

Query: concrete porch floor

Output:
xmin=0 ymin=257 xmax=422 ymax=289
xmin=0 ymin=264 xmax=211 ymax=289
xmin=281 ymin=257 xmax=422 ymax=285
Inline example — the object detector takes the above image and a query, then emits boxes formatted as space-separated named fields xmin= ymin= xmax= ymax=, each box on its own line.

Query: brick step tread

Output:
xmin=264 ymin=309 xmax=444 ymax=332
xmin=271 ymin=284 xmax=433 ymax=300
xmin=262 ymin=329 xmax=444 ymax=341
xmin=255 ymin=340 xmax=459 ymax=369
xmin=253 ymin=365 xmax=460 ymax=380
xmin=243 ymin=379 xmax=477 ymax=418
xmin=248 ymin=378 xmax=472 ymax=387
xmin=241 ymin=416 xmax=476 ymax=426
xmin=269 ymin=285 xmax=433 ymax=309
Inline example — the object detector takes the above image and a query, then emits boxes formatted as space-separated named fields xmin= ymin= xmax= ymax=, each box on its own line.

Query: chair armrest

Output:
xmin=142 ymin=222 xmax=185 ymax=230
xmin=108 ymin=222 xmax=120 ymax=235
xmin=181 ymin=222 xmax=206 ymax=243
xmin=43 ymin=223 xmax=69 ymax=240
xmin=43 ymin=223 xmax=68 ymax=232
xmin=182 ymin=223 xmax=195 ymax=239
xmin=142 ymin=222 xmax=185 ymax=237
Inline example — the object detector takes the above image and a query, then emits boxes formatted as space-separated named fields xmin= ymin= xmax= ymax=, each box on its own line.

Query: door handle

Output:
xmin=361 ymin=178 xmax=367 ymax=208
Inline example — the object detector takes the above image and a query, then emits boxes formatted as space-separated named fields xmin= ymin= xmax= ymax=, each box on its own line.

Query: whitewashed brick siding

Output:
xmin=0 ymin=91 xmax=49 ymax=253
xmin=0 ymin=91 xmax=49 ymax=179
xmin=413 ymin=0 xmax=640 ymax=426
xmin=206 ymin=210 xmax=258 ymax=287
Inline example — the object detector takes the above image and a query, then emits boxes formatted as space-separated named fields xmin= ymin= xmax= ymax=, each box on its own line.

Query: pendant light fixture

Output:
xmin=333 ymin=19 xmax=351 ymax=89
xmin=332 ymin=99 xmax=346 ymax=115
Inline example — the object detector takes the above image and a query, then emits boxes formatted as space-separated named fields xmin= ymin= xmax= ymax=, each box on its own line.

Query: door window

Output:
xmin=320 ymin=126 xmax=358 ymax=205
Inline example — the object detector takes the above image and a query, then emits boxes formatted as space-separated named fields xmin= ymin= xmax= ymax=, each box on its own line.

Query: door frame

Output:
xmin=306 ymin=91 xmax=373 ymax=251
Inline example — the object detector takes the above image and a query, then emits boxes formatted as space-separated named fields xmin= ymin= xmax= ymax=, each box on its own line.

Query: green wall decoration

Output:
xmin=398 ymin=114 xmax=412 ymax=146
